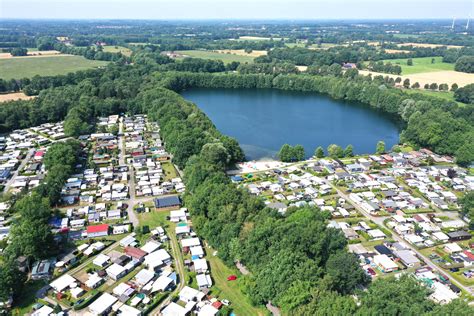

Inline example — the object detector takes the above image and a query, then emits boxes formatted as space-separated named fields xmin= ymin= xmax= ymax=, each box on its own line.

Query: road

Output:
xmin=3 ymin=148 xmax=34 ymax=192
xmin=326 ymin=180 xmax=474 ymax=296
xmin=151 ymin=225 xmax=186 ymax=315
xmin=118 ymin=118 xmax=139 ymax=228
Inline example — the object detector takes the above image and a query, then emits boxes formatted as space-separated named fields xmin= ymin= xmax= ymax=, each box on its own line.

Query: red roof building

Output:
xmin=464 ymin=250 xmax=474 ymax=261
xmin=86 ymin=224 xmax=109 ymax=237
xmin=124 ymin=246 xmax=147 ymax=260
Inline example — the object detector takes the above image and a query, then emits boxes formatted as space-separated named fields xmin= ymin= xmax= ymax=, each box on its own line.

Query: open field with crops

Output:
xmin=0 ymin=55 xmax=108 ymax=80
xmin=382 ymin=57 xmax=454 ymax=74
xmin=175 ymin=50 xmax=255 ymax=63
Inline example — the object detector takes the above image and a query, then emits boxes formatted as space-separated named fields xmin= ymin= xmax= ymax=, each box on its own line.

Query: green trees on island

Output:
xmin=277 ymin=144 xmax=305 ymax=162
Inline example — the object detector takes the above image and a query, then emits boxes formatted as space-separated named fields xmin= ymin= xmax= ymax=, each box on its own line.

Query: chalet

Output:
xmin=86 ymin=224 xmax=109 ymax=238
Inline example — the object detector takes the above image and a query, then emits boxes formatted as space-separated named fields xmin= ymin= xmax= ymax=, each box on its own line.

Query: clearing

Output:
xmin=397 ymin=42 xmax=463 ymax=49
xmin=0 ymin=55 xmax=109 ymax=80
xmin=207 ymin=253 xmax=266 ymax=316
xmin=102 ymin=45 xmax=132 ymax=57
xmin=384 ymin=49 xmax=412 ymax=54
xmin=0 ymin=50 xmax=62 ymax=59
xmin=359 ymin=69 xmax=474 ymax=88
xmin=381 ymin=57 xmax=454 ymax=75
xmin=215 ymin=49 xmax=267 ymax=58
xmin=0 ymin=92 xmax=35 ymax=103
xmin=174 ymin=50 xmax=255 ymax=64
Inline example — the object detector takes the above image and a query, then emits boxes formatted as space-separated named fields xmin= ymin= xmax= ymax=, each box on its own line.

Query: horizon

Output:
xmin=2 ymin=0 xmax=474 ymax=20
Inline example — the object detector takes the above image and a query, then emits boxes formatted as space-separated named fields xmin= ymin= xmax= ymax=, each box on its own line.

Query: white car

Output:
xmin=222 ymin=299 xmax=230 ymax=306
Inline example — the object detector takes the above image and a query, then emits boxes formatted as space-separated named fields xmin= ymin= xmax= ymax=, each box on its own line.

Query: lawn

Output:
xmin=381 ymin=57 xmax=454 ymax=75
xmin=102 ymin=45 xmax=132 ymax=57
xmin=0 ymin=55 xmax=109 ymax=80
xmin=161 ymin=162 xmax=179 ymax=180
xmin=175 ymin=50 xmax=255 ymax=64
xmin=137 ymin=211 xmax=169 ymax=228
xmin=207 ymin=253 xmax=267 ymax=316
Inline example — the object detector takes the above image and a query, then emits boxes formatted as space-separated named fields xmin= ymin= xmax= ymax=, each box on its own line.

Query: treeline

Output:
xmin=366 ymin=61 xmax=402 ymax=75
xmin=455 ymin=56 xmax=474 ymax=73
xmin=156 ymin=71 xmax=474 ymax=166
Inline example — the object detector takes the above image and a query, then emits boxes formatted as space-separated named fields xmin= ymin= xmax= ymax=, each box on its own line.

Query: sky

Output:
xmin=1 ymin=0 xmax=474 ymax=20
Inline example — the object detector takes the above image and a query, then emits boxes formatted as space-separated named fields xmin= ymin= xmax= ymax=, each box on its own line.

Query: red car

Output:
xmin=227 ymin=275 xmax=237 ymax=281
xmin=367 ymin=268 xmax=376 ymax=276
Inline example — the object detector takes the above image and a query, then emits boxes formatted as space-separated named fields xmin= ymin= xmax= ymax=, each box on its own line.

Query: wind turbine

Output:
xmin=467 ymin=15 xmax=471 ymax=30
xmin=451 ymin=17 xmax=456 ymax=30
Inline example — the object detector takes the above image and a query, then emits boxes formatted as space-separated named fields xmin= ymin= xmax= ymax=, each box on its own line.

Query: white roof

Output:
xmin=368 ymin=229 xmax=386 ymax=238
xmin=162 ymin=302 xmax=188 ymax=316
xmin=32 ymin=305 xmax=54 ymax=316
xmin=135 ymin=269 xmax=155 ymax=285
xmin=93 ymin=253 xmax=110 ymax=266
xmin=374 ymin=254 xmax=398 ymax=270
xmin=140 ymin=240 xmax=161 ymax=254
xmin=432 ymin=231 xmax=449 ymax=241
xmin=193 ymin=258 xmax=208 ymax=272
xmin=145 ymin=249 xmax=171 ymax=267
xmin=430 ymin=282 xmax=458 ymax=304
xmin=198 ymin=304 xmax=219 ymax=316
xmin=190 ymin=246 xmax=204 ymax=257
xmin=118 ymin=304 xmax=141 ymax=316
xmin=196 ymin=273 xmax=212 ymax=288
xmin=89 ymin=293 xmax=117 ymax=315
xmin=106 ymin=263 xmax=126 ymax=276
xmin=445 ymin=243 xmax=463 ymax=253
xmin=179 ymin=285 xmax=200 ymax=302
xmin=50 ymin=274 xmax=76 ymax=292
xmin=181 ymin=237 xmax=201 ymax=248
xmin=152 ymin=275 xmax=174 ymax=292
xmin=113 ymin=282 xmax=132 ymax=296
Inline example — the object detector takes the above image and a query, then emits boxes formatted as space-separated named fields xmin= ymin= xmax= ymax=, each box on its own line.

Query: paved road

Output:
xmin=117 ymin=118 xmax=139 ymax=228
xmin=326 ymin=180 xmax=474 ymax=296
xmin=151 ymin=226 xmax=186 ymax=315
xmin=3 ymin=148 xmax=34 ymax=192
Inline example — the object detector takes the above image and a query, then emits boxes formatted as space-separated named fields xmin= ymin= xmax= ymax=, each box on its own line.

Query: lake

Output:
xmin=182 ymin=88 xmax=401 ymax=161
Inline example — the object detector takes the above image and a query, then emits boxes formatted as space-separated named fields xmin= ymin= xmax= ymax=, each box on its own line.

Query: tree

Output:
xmin=411 ymin=82 xmax=420 ymax=89
xmin=451 ymin=83 xmax=459 ymax=91
xmin=343 ymin=145 xmax=354 ymax=157
xmin=454 ymin=83 xmax=474 ymax=104
xmin=43 ymin=140 xmax=82 ymax=170
xmin=439 ymin=83 xmax=449 ymax=91
xmin=325 ymin=251 xmax=370 ymax=294
xmin=407 ymin=58 xmax=413 ymax=66
xmin=358 ymin=276 xmax=433 ymax=315
xmin=6 ymin=193 xmax=55 ymax=260
xmin=278 ymin=144 xmax=305 ymax=162
xmin=459 ymin=191 xmax=474 ymax=227
xmin=455 ymin=141 xmax=474 ymax=167
xmin=376 ymin=140 xmax=386 ymax=154
xmin=327 ymin=144 xmax=343 ymax=159
xmin=315 ymin=146 xmax=325 ymax=158
xmin=10 ymin=47 xmax=28 ymax=56
xmin=429 ymin=83 xmax=438 ymax=90
xmin=200 ymin=142 xmax=230 ymax=168
xmin=403 ymin=78 xmax=410 ymax=89
xmin=0 ymin=259 xmax=26 ymax=302
xmin=454 ymin=55 xmax=474 ymax=73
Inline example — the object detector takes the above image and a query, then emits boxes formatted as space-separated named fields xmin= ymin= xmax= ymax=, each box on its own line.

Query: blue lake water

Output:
xmin=182 ymin=88 xmax=401 ymax=161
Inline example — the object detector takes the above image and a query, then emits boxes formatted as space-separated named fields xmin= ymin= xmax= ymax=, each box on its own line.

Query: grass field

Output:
xmin=207 ymin=253 xmax=267 ymax=316
xmin=102 ymin=45 xmax=132 ymax=56
xmin=175 ymin=50 xmax=255 ymax=64
xmin=404 ymin=89 xmax=459 ymax=103
xmin=382 ymin=57 xmax=454 ymax=75
xmin=0 ymin=55 xmax=109 ymax=80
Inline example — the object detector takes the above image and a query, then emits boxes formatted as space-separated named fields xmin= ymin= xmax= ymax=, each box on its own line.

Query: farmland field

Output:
xmin=174 ymin=50 xmax=255 ymax=63
xmin=0 ymin=55 xmax=109 ymax=80
xmin=382 ymin=57 xmax=454 ymax=74
xmin=359 ymin=69 xmax=474 ymax=88
xmin=102 ymin=45 xmax=132 ymax=56
xmin=0 ymin=92 xmax=35 ymax=103
xmin=215 ymin=49 xmax=267 ymax=57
